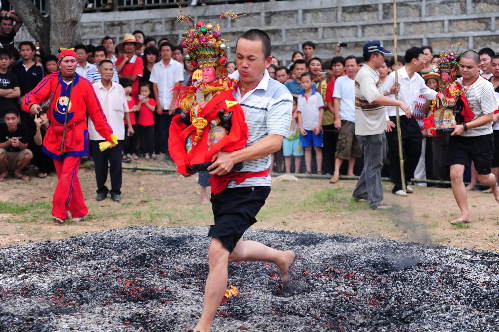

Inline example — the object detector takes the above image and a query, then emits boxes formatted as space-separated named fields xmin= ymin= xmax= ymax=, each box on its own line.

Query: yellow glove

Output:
xmin=99 ymin=134 xmax=118 ymax=151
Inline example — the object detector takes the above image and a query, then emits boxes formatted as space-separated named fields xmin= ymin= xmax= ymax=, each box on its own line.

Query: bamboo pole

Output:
xmin=393 ymin=0 xmax=407 ymax=193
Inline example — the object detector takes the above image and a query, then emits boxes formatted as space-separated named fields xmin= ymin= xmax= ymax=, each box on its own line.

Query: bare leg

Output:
xmin=284 ymin=156 xmax=291 ymax=173
xmin=492 ymin=167 xmax=499 ymax=186
xmin=476 ymin=173 xmax=499 ymax=203
xmin=330 ymin=158 xmax=343 ymax=183
xmin=465 ymin=162 xmax=477 ymax=190
xmin=304 ymin=147 xmax=312 ymax=173
xmin=314 ymin=147 xmax=323 ymax=174
xmin=294 ymin=156 xmax=301 ymax=174
xmin=194 ymin=239 xmax=295 ymax=332
xmin=0 ymin=152 xmax=8 ymax=181
xmin=229 ymin=240 xmax=295 ymax=284
xmin=347 ymin=157 xmax=356 ymax=176
xmin=14 ymin=153 xmax=32 ymax=180
xmin=450 ymin=164 xmax=470 ymax=223
xmin=194 ymin=239 xmax=230 ymax=332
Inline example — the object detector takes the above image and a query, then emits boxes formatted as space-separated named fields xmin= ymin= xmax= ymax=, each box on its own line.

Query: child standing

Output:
xmin=136 ymin=82 xmax=156 ymax=159
xmin=297 ymin=72 xmax=324 ymax=174
xmin=121 ymin=79 xmax=139 ymax=160
xmin=283 ymin=97 xmax=303 ymax=173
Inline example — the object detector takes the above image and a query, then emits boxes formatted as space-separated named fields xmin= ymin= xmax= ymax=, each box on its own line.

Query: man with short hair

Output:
xmin=302 ymin=40 xmax=316 ymax=63
xmin=90 ymin=60 xmax=133 ymax=202
xmin=193 ymin=29 xmax=295 ymax=332
xmin=149 ymin=42 xmax=184 ymax=160
xmin=352 ymin=41 xmax=410 ymax=210
xmin=478 ymin=47 xmax=495 ymax=80
xmin=0 ymin=12 xmax=23 ymax=50
xmin=86 ymin=46 xmax=119 ymax=83
xmin=101 ymin=36 xmax=116 ymax=63
xmin=74 ymin=44 xmax=96 ymax=79
xmin=448 ymin=50 xmax=499 ymax=224
xmin=0 ymin=48 xmax=20 ymax=120
xmin=329 ymin=55 xmax=361 ymax=183
xmin=284 ymin=59 xmax=307 ymax=96
xmin=382 ymin=47 xmax=437 ymax=196
xmin=322 ymin=56 xmax=345 ymax=175
xmin=275 ymin=66 xmax=290 ymax=84
xmin=0 ymin=110 xmax=33 ymax=181
xmin=12 ymin=41 xmax=44 ymax=97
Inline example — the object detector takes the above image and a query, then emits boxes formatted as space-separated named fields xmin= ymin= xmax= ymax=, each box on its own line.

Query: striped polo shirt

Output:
xmin=228 ymin=70 xmax=293 ymax=187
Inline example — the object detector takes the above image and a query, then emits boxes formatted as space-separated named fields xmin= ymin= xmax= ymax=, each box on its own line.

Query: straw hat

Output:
xmin=118 ymin=33 xmax=142 ymax=51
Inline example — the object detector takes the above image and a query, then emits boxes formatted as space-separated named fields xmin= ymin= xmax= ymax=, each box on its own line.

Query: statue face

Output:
xmin=202 ymin=66 xmax=216 ymax=83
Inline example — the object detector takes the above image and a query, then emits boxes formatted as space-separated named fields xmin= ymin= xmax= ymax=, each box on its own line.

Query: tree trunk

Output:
xmin=10 ymin=0 xmax=49 ymax=53
xmin=49 ymin=0 xmax=86 ymax=54
xmin=11 ymin=0 xmax=86 ymax=55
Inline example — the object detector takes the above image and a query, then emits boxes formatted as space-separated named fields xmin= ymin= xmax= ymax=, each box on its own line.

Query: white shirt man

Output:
xmin=149 ymin=59 xmax=184 ymax=111
xmin=89 ymin=81 xmax=129 ymax=140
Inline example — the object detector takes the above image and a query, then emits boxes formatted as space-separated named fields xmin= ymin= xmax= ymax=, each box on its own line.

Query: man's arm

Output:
xmin=0 ymin=139 xmax=11 ymax=149
xmin=333 ymin=97 xmax=341 ymax=128
xmin=4 ymin=87 xmax=20 ymax=98
xmin=451 ymin=113 xmax=494 ymax=136
xmin=208 ymin=134 xmax=283 ymax=176
xmin=152 ymin=82 xmax=163 ymax=113
xmin=11 ymin=12 xmax=23 ymax=33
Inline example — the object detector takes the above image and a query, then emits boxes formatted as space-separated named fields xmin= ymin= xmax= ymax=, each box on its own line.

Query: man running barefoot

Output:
xmin=449 ymin=51 xmax=499 ymax=224
xmin=192 ymin=29 xmax=295 ymax=332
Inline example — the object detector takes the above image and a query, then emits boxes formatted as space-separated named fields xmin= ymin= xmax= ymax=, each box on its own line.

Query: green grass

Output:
xmin=0 ymin=201 xmax=51 ymax=223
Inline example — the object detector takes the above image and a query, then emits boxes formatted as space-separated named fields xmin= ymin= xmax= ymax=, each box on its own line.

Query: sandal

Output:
xmin=53 ymin=217 xmax=65 ymax=224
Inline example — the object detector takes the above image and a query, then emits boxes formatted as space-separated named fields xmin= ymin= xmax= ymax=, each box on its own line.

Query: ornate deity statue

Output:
xmin=423 ymin=51 xmax=474 ymax=135
xmin=168 ymin=19 xmax=248 ymax=176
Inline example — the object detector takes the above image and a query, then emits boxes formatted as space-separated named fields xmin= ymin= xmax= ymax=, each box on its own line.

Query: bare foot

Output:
xmin=347 ymin=173 xmax=355 ymax=177
xmin=450 ymin=217 xmax=470 ymax=225
xmin=200 ymin=199 xmax=210 ymax=205
xmin=37 ymin=172 xmax=48 ymax=178
xmin=278 ymin=250 xmax=296 ymax=285
xmin=0 ymin=172 xmax=7 ymax=181
xmin=14 ymin=172 xmax=30 ymax=181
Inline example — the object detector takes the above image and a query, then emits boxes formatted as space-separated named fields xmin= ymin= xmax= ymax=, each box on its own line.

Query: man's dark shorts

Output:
xmin=209 ymin=186 xmax=270 ymax=253
xmin=449 ymin=134 xmax=493 ymax=175
xmin=493 ymin=130 xmax=499 ymax=168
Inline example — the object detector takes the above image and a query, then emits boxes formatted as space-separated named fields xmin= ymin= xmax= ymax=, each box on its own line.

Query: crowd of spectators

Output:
xmin=0 ymin=8 xmax=497 ymax=200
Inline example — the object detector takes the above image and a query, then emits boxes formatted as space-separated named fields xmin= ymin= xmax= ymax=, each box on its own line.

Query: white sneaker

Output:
xmin=406 ymin=185 xmax=414 ymax=193
xmin=394 ymin=189 xmax=408 ymax=197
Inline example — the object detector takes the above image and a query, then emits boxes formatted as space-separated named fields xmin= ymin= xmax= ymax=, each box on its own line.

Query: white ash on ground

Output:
xmin=0 ymin=226 xmax=497 ymax=331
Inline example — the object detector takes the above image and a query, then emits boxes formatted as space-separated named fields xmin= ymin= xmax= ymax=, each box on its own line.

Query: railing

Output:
xmin=83 ymin=0 xmax=274 ymax=12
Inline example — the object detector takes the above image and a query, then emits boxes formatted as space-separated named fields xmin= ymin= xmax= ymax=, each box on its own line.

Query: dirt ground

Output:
xmin=0 ymin=160 xmax=497 ymax=251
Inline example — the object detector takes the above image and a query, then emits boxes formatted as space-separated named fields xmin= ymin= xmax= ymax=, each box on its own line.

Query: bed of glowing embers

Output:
xmin=0 ymin=226 xmax=497 ymax=331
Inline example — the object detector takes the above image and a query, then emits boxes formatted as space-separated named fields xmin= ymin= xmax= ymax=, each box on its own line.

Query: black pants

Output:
xmin=90 ymin=140 xmax=123 ymax=195
xmin=124 ymin=124 xmax=138 ymax=155
xmin=137 ymin=125 xmax=154 ymax=155
xmin=386 ymin=116 xmax=422 ymax=191
xmin=154 ymin=112 xmax=172 ymax=155
xmin=322 ymin=124 xmax=338 ymax=175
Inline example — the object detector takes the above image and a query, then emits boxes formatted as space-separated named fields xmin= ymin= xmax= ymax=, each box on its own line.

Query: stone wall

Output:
xmin=15 ymin=0 xmax=499 ymax=61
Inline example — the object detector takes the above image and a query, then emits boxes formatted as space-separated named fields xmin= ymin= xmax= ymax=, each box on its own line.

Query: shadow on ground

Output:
xmin=0 ymin=226 xmax=497 ymax=331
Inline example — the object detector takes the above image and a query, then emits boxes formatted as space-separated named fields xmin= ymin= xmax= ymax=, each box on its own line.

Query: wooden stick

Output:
xmin=393 ymin=0 xmax=407 ymax=193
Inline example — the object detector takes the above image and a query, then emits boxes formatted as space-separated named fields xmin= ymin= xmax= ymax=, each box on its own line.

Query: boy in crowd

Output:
xmin=12 ymin=41 xmax=44 ymax=97
xmin=297 ymin=72 xmax=324 ymax=174
xmin=0 ymin=48 xmax=20 ymax=120
xmin=283 ymin=97 xmax=303 ymax=173
xmin=478 ymin=47 xmax=495 ymax=80
xmin=302 ymin=41 xmax=316 ymax=63
xmin=86 ymin=46 xmax=119 ymax=83
xmin=285 ymin=59 xmax=307 ymax=96
xmin=275 ymin=66 xmax=290 ymax=84
xmin=74 ymin=44 xmax=96 ymax=79
xmin=0 ymin=110 xmax=33 ymax=181
xmin=330 ymin=56 xmax=361 ymax=183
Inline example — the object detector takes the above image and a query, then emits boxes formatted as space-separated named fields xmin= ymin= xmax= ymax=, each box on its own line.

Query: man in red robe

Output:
xmin=22 ymin=49 xmax=117 ymax=224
